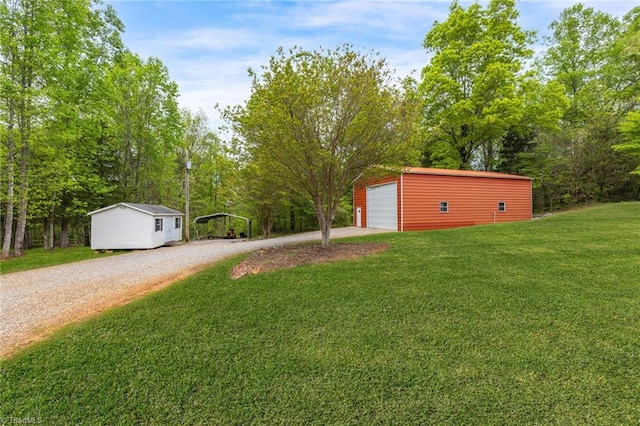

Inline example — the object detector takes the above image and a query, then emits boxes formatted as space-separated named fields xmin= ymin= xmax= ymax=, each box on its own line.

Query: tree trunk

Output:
xmin=316 ymin=204 xmax=332 ymax=247
xmin=14 ymin=195 xmax=28 ymax=257
xmin=2 ymin=160 xmax=15 ymax=259
xmin=260 ymin=219 xmax=272 ymax=238
xmin=13 ymin=140 xmax=29 ymax=257
xmin=60 ymin=218 xmax=69 ymax=248
xmin=84 ymin=224 xmax=91 ymax=247
xmin=315 ymin=195 xmax=340 ymax=247
xmin=1 ymin=105 xmax=15 ymax=259
xmin=290 ymin=204 xmax=295 ymax=231
xmin=48 ymin=210 xmax=55 ymax=250
xmin=42 ymin=217 xmax=50 ymax=250
xmin=319 ymin=215 xmax=331 ymax=247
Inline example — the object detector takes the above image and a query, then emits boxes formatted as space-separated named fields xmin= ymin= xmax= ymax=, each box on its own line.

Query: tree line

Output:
xmin=2 ymin=0 xmax=639 ymax=255
xmin=418 ymin=0 xmax=640 ymax=212
xmin=0 ymin=0 xmax=235 ymax=257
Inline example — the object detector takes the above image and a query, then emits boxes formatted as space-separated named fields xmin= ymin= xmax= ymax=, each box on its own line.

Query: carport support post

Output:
xmin=185 ymin=160 xmax=192 ymax=242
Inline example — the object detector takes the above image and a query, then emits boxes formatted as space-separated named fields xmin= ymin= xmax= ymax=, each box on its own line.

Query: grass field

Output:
xmin=1 ymin=203 xmax=639 ymax=424
xmin=0 ymin=246 xmax=121 ymax=274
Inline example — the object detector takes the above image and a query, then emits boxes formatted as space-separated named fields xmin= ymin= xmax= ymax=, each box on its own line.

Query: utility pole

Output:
xmin=185 ymin=160 xmax=192 ymax=242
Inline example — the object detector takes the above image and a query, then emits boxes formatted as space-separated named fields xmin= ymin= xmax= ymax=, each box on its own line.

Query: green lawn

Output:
xmin=0 ymin=246 xmax=121 ymax=274
xmin=1 ymin=203 xmax=639 ymax=424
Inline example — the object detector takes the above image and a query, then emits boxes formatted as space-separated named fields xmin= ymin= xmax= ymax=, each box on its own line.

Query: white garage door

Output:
xmin=367 ymin=182 xmax=397 ymax=230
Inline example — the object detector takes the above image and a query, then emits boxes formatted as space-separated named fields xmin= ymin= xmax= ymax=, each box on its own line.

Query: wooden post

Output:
xmin=185 ymin=160 xmax=191 ymax=242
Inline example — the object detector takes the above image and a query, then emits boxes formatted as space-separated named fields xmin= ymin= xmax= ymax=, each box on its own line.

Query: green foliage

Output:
xmin=0 ymin=0 xmax=127 ymax=256
xmin=236 ymin=161 xmax=288 ymax=238
xmin=535 ymin=4 xmax=640 ymax=209
xmin=608 ymin=7 xmax=640 ymax=108
xmin=103 ymin=51 xmax=182 ymax=204
xmin=419 ymin=0 xmax=540 ymax=170
xmin=225 ymin=45 xmax=420 ymax=245
xmin=617 ymin=111 xmax=640 ymax=174
xmin=543 ymin=3 xmax=622 ymax=123
xmin=613 ymin=14 xmax=640 ymax=176
xmin=2 ymin=203 xmax=639 ymax=423
xmin=417 ymin=0 xmax=638 ymax=208
xmin=1 ymin=1 xmax=190 ymax=255
xmin=177 ymin=108 xmax=235 ymax=240
xmin=3 ymin=0 xmax=639 ymax=255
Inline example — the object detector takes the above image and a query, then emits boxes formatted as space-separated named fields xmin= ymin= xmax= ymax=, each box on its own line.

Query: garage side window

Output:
xmin=498 ymin=202 xmax=506 ymax=212
xmin=175 ymin=217 xmax=181 ymax=229
xmin=155 ymin=218 xmax=163 ymax=232
xmin=439 ymin=201 xmax=449 ymax=213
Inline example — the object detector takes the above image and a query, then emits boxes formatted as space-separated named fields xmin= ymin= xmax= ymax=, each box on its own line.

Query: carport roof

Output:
xmin=193 ymin=213 xmax=251 ymax=224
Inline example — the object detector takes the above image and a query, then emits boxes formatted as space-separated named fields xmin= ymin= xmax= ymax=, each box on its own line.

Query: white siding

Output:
xmin=150 ymin=216 xmax=165 ymax=248
xmin=367 ymin=182 xmax=398 ymax=230
xmin=170 ymin=216 xmax=183 ymax=241
xmin=89 ymin=203 xmax=184 ymax=250
xmin=162 ymin=216 xmax=182 ymax=243
xmin=91 ymin=206 xmax=156 ymax=249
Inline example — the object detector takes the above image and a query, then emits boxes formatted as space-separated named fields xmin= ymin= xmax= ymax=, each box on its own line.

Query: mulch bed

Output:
xmin=230 ymin=242 xmax=389 ymax=279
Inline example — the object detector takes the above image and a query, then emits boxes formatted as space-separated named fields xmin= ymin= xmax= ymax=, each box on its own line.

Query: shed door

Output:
xmin=164 ymin=217 xmax=172 ymax=241
xmin=367 ymin=182 xmax=397 ymax=230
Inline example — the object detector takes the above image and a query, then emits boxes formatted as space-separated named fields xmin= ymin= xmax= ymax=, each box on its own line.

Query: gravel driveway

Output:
xmin=0 ymin=227 xmax=390 ymax=358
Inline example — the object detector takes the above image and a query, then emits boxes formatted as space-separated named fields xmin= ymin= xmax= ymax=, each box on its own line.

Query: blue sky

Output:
xmin=105 ymin=0 xmax=639 ymax=130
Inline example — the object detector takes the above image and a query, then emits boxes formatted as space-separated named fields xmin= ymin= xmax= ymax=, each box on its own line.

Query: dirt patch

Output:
xmin=230 ymin=242 xmax=389 ymax=279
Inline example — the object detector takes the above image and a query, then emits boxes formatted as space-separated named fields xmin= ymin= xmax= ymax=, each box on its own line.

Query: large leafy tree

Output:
xmin=496 ymin=78 xmax=568 ymax=174
xmin=225 ymin=45 xmax=419 ymax=246
xmin=102 ymin=51 xmax=182 ymax=204
xmin=613 ymin=11 xmax=640 ymax=175
xmin=617 ymin=112 xmax=640 ymax=175
xmin=419 ymin=0 xmax=537 ymax=170
xmin=539 ymin=4 xmax=639 ymax=206
xmin=28 ymin=1 xmax=124 ymax=249
xmin=0 ymin=0 xmax=122 ymax=257
xmin=1 ymin=0 xmax=58 ymax=257
xmin=543 ymin=3 xmax=622 ymax=124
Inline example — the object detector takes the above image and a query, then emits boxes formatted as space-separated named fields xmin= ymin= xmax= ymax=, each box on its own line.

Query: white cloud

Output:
xmin=534 ymin=0 xmax=636 ymax=16
xmin=134 ymin=1 xmax=447 ymax=127
xmin=159 ymin=28 xmax=258 ymax=51
xmin=110 ymin=0 xmax=640 ymax=134
xmin=291 ymin=1 xmax=446 ymax=33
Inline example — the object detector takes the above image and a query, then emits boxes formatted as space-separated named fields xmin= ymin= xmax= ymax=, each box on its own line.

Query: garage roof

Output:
xmin=403 ymin=167 xmax=533 ymax=180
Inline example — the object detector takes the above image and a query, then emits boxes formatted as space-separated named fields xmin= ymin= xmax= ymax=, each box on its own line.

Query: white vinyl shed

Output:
xmin=88 ymin=203 xmax=184 ymax=250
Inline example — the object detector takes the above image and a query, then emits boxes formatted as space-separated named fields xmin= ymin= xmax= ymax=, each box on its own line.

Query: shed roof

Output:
xmin=88 ymin=202 xmax=184 ymax=216
xmin=402 ymin=167 xmax=533 ymax=180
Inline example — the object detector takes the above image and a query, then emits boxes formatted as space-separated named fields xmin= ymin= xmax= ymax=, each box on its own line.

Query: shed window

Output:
xmin=155 ymin=218 xmax=163 ymax=232
xmin=175 ymin=217 xmax=181 ymax=229
xmin=498 ymin=202 xmax=506 ymax=212
xmin=439 ymin=201 xmax=449 ymax=213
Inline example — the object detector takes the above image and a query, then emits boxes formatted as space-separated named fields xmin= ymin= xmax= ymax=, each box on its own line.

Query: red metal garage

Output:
xmin=353 ymin=167 xmax=533 ymax=231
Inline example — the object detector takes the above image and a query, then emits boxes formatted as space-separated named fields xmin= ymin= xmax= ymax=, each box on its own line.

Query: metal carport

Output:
xmin=193 ymin=213 xmax=252 ymax=240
